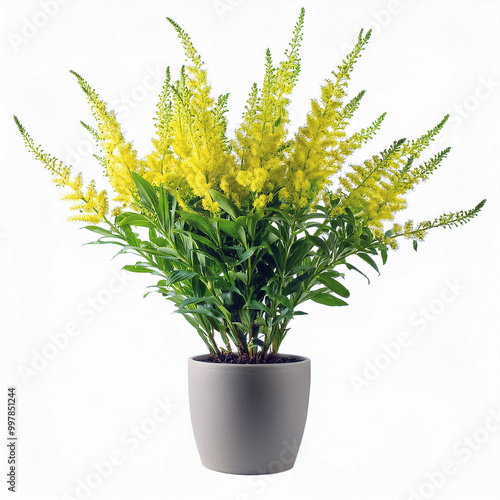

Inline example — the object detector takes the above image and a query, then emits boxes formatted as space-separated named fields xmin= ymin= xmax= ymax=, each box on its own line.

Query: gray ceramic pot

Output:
xmin=188 ymin=354 xmax=311 ymax=475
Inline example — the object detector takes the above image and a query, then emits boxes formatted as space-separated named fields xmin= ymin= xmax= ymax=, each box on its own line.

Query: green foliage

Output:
xmin=87 ymin=174 xmax=389 ymax=358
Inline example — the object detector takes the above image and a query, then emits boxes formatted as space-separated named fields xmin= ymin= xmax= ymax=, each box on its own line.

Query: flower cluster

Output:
xmin=15 ymin=8 xmax=484 ymax=245
xmin=13 ymin=116 xmax=108 ymax=223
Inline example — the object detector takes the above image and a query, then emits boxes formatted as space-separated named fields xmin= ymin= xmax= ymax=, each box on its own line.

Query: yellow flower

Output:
xmin=17 ymin=11 xmax=463 ymax=241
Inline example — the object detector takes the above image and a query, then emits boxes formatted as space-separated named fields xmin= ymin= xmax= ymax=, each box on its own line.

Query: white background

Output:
xmin=1 ymin=0 xmax=500 ymax=499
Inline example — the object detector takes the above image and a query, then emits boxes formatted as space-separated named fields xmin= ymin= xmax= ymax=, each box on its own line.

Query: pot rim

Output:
xmin=188 ymin=353 xmax=310 ymax=372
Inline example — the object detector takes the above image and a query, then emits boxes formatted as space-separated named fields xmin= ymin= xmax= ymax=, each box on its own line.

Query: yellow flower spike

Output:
xmin=403 ymin=220 xmax=414 ymax=234
xmin=16 ymin=9 xmax=483 ymax=261
xmin=14 ymin=116 xmax=109 ymax=223
xmin=253 ymin=194 xmax=271 ymax=209
xmin=96 ymin=190 xmax=109 ymax=219
xmin=111 ymin=206 xmax=123 ymax=217
xmin=69 ymin=72 xmax=145 ymax=210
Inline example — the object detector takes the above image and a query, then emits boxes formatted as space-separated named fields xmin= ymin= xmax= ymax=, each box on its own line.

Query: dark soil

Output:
xmin=202 ymin=352 xmax=301 ymax=364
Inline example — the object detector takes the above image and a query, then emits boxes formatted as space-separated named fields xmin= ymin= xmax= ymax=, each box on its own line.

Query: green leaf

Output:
xmin=175 ymin=307 xmax=221 ymax=317
xmin=344 ymin=262 xmax=370 ymax=284
xmin=130 ymin=172 xmax=158 ymax=211
xmin=317 ymin=276 xmax=350 ymax=298
xmin=310 ymin=291 xmax=348 ymax=307
xmin=150 ymin=235 xmax=167 ymax=247
xmin=89 ymin=239 xmax=126 ymax=247
xmin=191 ymin=249 xmax=226 ymax=273
xmin=248 ymin=208 xmax=264 ymax=239
xmin=158 ymin=188 xmax=171 ymax=233
xmin=306 ymin=234 xmax=330 ymax=255
xmin=121 ymin=226 xmax=140 ymax=247
xmin=165 ymin=270 xmax=197 ymax=286
xmin=210 ymin=278 xmax=244 ymax=296
xmin=122 ymin=264 xmax=155 ymax=274
xmin=246 ymin=300 xmax=272 ymax=315
xmin=271 ymin=313 xmax=292 ymax=326
xmin=286 ymin=239 xmax=313 ymax=273
xmin=321 ymin=269 xmax=345 ymax=279
xmin=119 ymin=245 xmax=170 ymax=258
xmin=380 ymin=245 xmax=388 ymax=265
xmin=209 ymin=189 xmax=239 ymax=219
xmin=228 ymin=270 xmax=248 ymax=284
xmin=277 ymin=294 xmax=294 ymax=311
xmin=118 ymin=213 xmax=155 ymax=228
xmin=236 ymin=246 xmax=263 ymax=266
xmin=170 ymin=192 xmax=178 ymax=226
xmin=413 ymin=240 xmax=418 ymax=252
xmin=83 ymin=225 xmax=115 ymax=237
xmin=216 ymin=219 xmax=247 ymax=246
xmin=357 ymin=252 xmax=380 ymax=275
xmin=178 ymin=296 xmax=218 ymax=308
xmin=175 ymin=230 xmax=218 ymax=251
xmin=282 ymin=270 xmax=313 ymax=295
xmin=305 ymin=221 xmax=330 ymax=231
xmin=157 ymin=247 xmax=180 ymax=258
xmin=264 ymin=241 xmax=285 ymax=272
xmin=179 ymin=211 xmax=214 ymax=237
xmin=262 ymin=284 xmax=278 ymax=301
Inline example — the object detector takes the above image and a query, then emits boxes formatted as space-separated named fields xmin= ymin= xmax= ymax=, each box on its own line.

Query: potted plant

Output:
xmin=14 ymin=8 xmax=485 ymax=475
